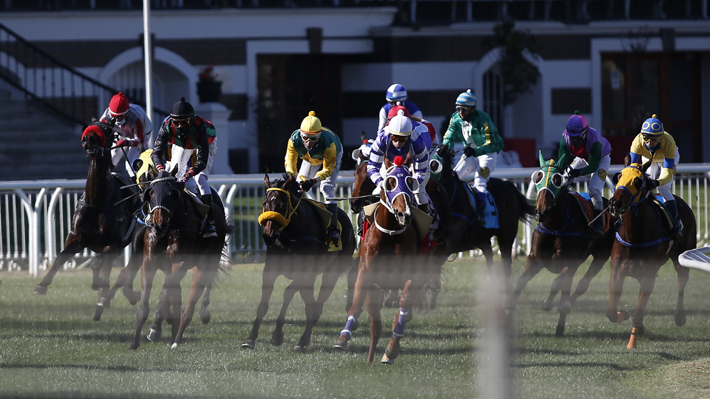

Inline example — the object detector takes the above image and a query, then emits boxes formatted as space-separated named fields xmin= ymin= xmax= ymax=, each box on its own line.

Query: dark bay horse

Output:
xmin=607 ymin=162 xmax=696 ymax=349
xmin=507 ymin=153 xmax=617 ymax=336
xmin=242 ymin=174 xmax=356 ymax=351
xmin=130 ymin=169 xmax=227 ymax=350
xmin=335 ymin=157 xmax=431 ymax=364
xmin=34 ymin=122 xmax=143 ymax=320
xmin=436 ymin=146 xmax=535 ymax=277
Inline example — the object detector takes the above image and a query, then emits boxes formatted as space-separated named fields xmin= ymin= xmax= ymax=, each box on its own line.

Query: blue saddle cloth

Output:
xmin=465 ymin=184 xmax=499 ymax=229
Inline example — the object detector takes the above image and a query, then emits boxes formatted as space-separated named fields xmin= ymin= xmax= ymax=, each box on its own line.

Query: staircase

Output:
xmin=0 ymin=90 xmax=89 ymax=180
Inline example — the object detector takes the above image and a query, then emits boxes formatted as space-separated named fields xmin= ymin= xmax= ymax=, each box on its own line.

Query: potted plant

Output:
xmin=197 ymin=65 xmax=222 ymax=103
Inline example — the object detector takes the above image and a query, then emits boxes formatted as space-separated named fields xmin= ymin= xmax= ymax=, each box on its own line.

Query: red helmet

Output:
xmin=109 ymin=92 xmax=130 ymax=116
xmin=387 ymin=104 xmax=410 ymax=120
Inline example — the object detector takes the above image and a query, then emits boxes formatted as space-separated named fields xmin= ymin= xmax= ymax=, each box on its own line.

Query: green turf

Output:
xmin=1 ymin=256 xmax=710 ymax=398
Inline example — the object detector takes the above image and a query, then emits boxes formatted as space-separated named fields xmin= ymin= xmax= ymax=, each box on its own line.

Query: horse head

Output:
xmin=259 ymin=173 xmax=301 ymax=247
xmin=145 ymin=168 xmax=183 ymax=237
xmin=380 ymin=156 xmax=415 ymax=227
xmin=531 ymin=151 xmax=570 ymax=223
xmin=81 ymin=122 xmax=113 ymax=160
xmin=610 ymin=161 xmax=651 ymax=218
xmin=351 ymin=162 xmax=376 ymax=214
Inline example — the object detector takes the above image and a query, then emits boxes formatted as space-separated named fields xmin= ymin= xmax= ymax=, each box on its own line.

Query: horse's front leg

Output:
xmin=130 ymin=258 xmax=157 ymax=350
xmin=673 ymin=260 xmax=689 ymax=327
xmin=365 ymin=288 xmax=384 ymax=364
xmin=34 ymin=236 xmax=82 ymax=295
xmin=569 ymin=254 xmax=608 ymax=306
xmin=271 ymin=280 xmax=298 ymax=347
xmin=93 ymin=248 xmax=122 ymax=321
xmin=334 ymin=256 xmax=373 ymax=351
xmin=166 ymin=263 xmax=188 ymax=347
xmin=542 ymin=267 xmax=568 ymax=312
xmin=606 ymin=257 xmax=629 ymax=324
xmin=480 ymin=240 xmax=494 ymax=271
xmin=295 ymin=279 xmax=319 ymax=352
xmin=507 ymin=255 xmax=543 ymax=312
xmin=382 ymin=280 xmax=413 ymax=364
xmin=554 ymin=264 xmax=577 ymax=337
xmin=172 ymin=266 xmax=209 ymax=348
xmin=242 ymin=260 xmax=279 ymax=349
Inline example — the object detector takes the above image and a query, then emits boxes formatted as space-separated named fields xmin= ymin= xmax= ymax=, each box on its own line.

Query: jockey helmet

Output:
xmin=455 ymin=89 xmax=477 ymax=107
xmin=641 ymin=114 xmax=664 ymax=137
xmin=385 ymin=111 xmax=413 ymax=137
xmin=565 ymin=110 xmax=588 ymax=136
xmin=109 ymin=92 xmax=130 ymax=116
xmin=387 ymin=102 xmax=410 ymax=120
xmin=170 ymin=97 xmax=195 ymax=120
xmin=386 ymin=84 xmax=408 ymax=102
xmin=299 ymin=111 xmax=322 ymax=136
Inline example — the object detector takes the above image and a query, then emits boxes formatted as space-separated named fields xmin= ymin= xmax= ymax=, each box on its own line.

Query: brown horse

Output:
xmin=34 ymin=122 xmax=143 ymax=320
xmin=130 ymin=168 xmax=226 ymax=350
xmin=507 ymin=153 xmax=617 ymax=336
xmin=241 ymin=174 xmax=356 ymax=351
xmin=607 ymin=162 xmax=696 ymax=348
xmin=335 ymin=157 xmax=430 ymax=364
xmin=436 ymin=146 xmax=535 ymax=277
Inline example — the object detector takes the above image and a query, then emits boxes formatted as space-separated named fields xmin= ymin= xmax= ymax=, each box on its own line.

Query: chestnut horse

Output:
xmin=130 ymin=169 xmax=226 ymax=350
xmin=335 ymin=157 xmax=430 ymax=364
xmin=242 ymin=174 xmax=356 ymax=351
xmin=507 ymin=153 xmax=617 ymax=336
xmin=607 ymin=162 xmax=696 ymax=348
xmin=34 ymin=122 xmax=143 ymax=320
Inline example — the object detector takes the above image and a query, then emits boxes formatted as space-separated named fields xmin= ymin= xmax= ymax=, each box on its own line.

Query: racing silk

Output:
xmin=284 ymin=127 xmax=342 ymax=182
xmin=99 ymin=103 xmax=153 ymax=148
xmin=558 ymin=127 xmax=612 ymax=175
xmin=377 ymin=101 xmax=423 ymax=134
xmin=418 ymin=119 xmax=439 ymax=147
xmin=442 ymin=109 xmax=503 ymax=156
xmin=629 ymin=131 xmax=678 ymax=185
xmin=151 ymin=115 xmax=214 ymax=176
xmin=367 ymin=126 xmax=429 ymax=186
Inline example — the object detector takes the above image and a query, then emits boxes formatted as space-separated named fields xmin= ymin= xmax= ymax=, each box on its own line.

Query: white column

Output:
xmin=195 ymin=102 xmax=234 ymax=174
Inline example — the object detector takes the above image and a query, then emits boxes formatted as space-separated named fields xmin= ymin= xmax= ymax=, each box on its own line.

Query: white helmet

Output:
xmin=385 ymin=110 xmax=413 ymax=137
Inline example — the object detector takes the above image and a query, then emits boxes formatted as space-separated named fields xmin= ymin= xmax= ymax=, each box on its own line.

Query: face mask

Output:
xmin=114 ymin=118 xmax=126 ymax=126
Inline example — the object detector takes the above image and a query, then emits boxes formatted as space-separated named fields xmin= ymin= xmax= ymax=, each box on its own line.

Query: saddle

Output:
xmin=569 ymin=192 xmax=610 ymax=234
xmin=305 ymin=199 xmax=343 ymax=252
xmin=463 ymin=183 xmax=499 ymax=229
xmin=650 ymin=195 xmax=677 ymax=232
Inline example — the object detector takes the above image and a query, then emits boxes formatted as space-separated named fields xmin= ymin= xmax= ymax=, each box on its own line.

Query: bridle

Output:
xmin=258 ymin=187 xmax=305 ymax=228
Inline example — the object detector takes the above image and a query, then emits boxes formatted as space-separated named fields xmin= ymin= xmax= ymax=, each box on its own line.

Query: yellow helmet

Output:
xmin=299 ymin=111 xmax=322 ymax=135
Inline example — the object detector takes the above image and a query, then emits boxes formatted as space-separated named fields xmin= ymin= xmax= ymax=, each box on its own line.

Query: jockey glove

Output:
xmin=463 ymin=145 xmax=478 ymax=157
xmin=300 ymin=178 xmax=318 ymax=192
xmin=649 ymin=179 xmax=661 ymax=189
xmin=177 ymin=169 xmax=195 ymax=184
xmin=115 ymin=139 xmax=136 ymax=148
xmin=568 ymin=168 xmax=582 ymax=178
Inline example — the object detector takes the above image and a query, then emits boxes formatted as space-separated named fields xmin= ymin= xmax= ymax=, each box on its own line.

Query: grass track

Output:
xmin=1 ymin=257 xmax=710 ymax=398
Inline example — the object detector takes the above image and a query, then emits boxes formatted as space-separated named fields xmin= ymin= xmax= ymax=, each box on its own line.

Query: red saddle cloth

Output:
xmin=570 ymin=192 xmax=610 ymax=233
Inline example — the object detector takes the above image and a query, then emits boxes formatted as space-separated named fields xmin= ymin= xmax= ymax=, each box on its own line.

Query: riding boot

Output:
xmin=418 ymin=202 xmax=430 ymax=215
xmin=590 ymin=208 xmax=604 ymax=238
xmin=326 ymin=203 xmax=340 ymax=247
xmin=473 ymin=190 xmax=487 ymax=225
xmin=201 ymin=194 xmax=217 ymax=238
xmin=665 ymin=200 xmax=683 ymax=241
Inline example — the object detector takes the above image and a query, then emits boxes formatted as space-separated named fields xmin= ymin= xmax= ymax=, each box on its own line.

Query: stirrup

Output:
xmin=202 ymin=222 xmax=217 ymax=238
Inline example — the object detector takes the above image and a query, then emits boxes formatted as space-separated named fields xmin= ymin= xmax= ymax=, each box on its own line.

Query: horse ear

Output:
xmin=264 ymin=174 xmax=271 ymax=188
xmin=556 ymin=153 xmax=568 ymax=170
xmin=361 ymin=131 xmax=367 ymax=142
xmin=611 ymin=172 xmax=621 ymax=186
xmin=623 ymin=154 xmax=631 ymax=167
xmin=142 ymin=188 xmax=152 ymax=203
xmin=538 ymin=151 xmax=546 ymax=167
xmin=169 ymin=164 xmax=179 ymax=177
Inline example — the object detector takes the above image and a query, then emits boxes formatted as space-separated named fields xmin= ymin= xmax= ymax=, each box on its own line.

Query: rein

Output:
xmin=258 ymin=187 xmax=306 ymax=228
xmin=373 ymin=204 xmax=408 ymax=236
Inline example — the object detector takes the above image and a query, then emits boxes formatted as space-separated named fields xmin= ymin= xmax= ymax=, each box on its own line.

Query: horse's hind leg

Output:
xmin=383 ymin=280 xmax=414 ymax=365
xmin=242 ymin=262 xmax=278 ymax=349
xmin=569 ymin=255 xmax=606 ymax=307
xmin=199 ymin=281 xmax=213 ymax=325
xmin=172 ymin=267 xmax=208 ymax=348
xmin=345 ymin=260 xmax=358 ymax=313
xmin=295 ymin=280 xmax=318 ymax=352
xmin=673 ymin=260 xmax=689 ymax=326
xmin=543 ymin=267 xmax=569 ymax=312
xmin=271 ymin=280 xmax=298 ymax=347
xmin=507 ymin=256 xmax=543 ymax=312
xmin=34 ymin=237 xmax=82 ymax=294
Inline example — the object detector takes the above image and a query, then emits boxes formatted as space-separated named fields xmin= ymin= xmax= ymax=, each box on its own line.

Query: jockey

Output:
xmin=99 ymin=92 xmax=153 ymax=178
xmin=368 ymin=110 xmax=431 ymax=213
xmin=556 ymin=110 xmax=612 ymax=237
xmin=441 ymin=89 xmax=504 ymax=222
xmin=285 ymin=110 xmax=343 ymax=246
xmin=629 ymin=114 xmax=683 ymax=240
xmin=151 ymin=97 xmax=218 ymax=238
xmin=376 ymin=84 xmax=423 ymax=134
xmin=387 ymin=102 xmax=439 ymax=149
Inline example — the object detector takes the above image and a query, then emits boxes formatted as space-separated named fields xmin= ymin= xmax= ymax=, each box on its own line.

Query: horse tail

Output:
xmin=512 ymin=183 xmax=536 ymax=222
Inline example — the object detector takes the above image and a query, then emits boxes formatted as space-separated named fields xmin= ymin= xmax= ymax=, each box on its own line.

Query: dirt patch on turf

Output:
xmin=663 ymin=358 xmax=710 ymax=398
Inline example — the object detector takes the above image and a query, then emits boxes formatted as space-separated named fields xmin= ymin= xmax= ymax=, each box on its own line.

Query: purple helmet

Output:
xmin=565 ymin=110 xmax=588 ymax=137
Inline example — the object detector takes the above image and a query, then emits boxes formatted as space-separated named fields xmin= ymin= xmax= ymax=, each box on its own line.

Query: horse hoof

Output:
xmin=170 ymin=343 xmax=178 ymax=349
xmin=293 ymin=345 xmax=306 ymax=353
xmin=93 ymin=306 xmax=104 ymax=322
xmin=541 ymin=299 xmax=554 ymax=311
xmin=199 ymin=308 xmax=211 ymax=325
xmin=271 ymin=334 xmax=284 ymax=347
xmin=147 ymin=328 xmax=161 ymax=342
xmin=241 ymin=340 xmax=255 ymax=349
xmin=634 ymin=324 xmax=646 ymax=336
xmin=381 ymin=354 xmax=395 ymax=364
xmin=124 ymin=290 xmax=140 ymax=306
xmin=333 ymin=340 xmax=349 ymax=351
xmin=558 ymin=301 xmax=571 ymax=315
xmin=675 ymin=313 xmax=687 ymax=327
xmin=129 ymin=342 xmax=140 ymax=350
xmin=34 ymin=285 xmax=48 ymax=295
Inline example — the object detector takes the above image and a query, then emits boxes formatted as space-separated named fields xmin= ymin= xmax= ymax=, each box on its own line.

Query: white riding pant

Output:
xmin=642 ymin=149 xmax=680 ymax=202
xmin=111 ymin=146 xmax=141 ymax=177
xmin=568 ymin=154 xmax=611 ymax=210
xmin=297 ymin=148 xmax=342 ymax=205
xmin=453 ymin=152 xmax=497 ymax=194
xmin=166 ymin=138 xmax=218 ymax=197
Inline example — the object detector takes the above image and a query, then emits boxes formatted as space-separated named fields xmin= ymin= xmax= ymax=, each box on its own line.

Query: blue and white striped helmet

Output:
xmin=386 ymin=84 xmax=408 ymax=102
xmin=456 ymin=89 xmax=477 ymax=107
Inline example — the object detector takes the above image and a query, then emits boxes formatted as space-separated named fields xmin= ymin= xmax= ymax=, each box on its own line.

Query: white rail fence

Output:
xmin=2 ymin=164 xmax=709 ymax=277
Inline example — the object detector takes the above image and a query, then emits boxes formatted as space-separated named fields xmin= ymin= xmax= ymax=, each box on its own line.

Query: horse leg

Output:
xmin=295 ymin=265 xmax=340 ymax=351
xmin=569 ymin=255 xmax=607 ymax=306
xmin=480 ymin=241 xmax=494 ymax=271
xmin=271 ymin=280 xmax=298 ymax=347
xmin=334 ymin=258 xmax=373 ymax=350
xmin=673 ymin=259 xmax=689 ymax=327
xmin=383 ymin=280 xmax=413 ymax=365
xmin=166 ymin=265 xmax=188 ymax=346
xmin=295 ymin=281 xmax=318 ymax=352
xmin=366 ymin=289 xmax=384 ymax=364
xmin=171 ymin=267 xmax=208 ymax=348
xmin=607 ymin=265 xmax=629 ymax=323
xmin=34 ymin=237 xmax=82 ymax=294
xmin=242 ymin=262 xmax=278 ymax=349
xmin=121 ymin=249 xmax=143 ymax=306
xmin=554 ymin=266 xmax=577 ymax=337
xmin=199 ymin=281 xmax=213 ymax=325
xmin=130 ymin=260 xmax=158 ymax=350
xmin=498 ymin=238 xmax=515 ymax=279
xmin=345 ymin=260 xmax=358 ymax=313
xmin=506 ymin=256 xmax=543 ymax=312
xmin=543 ymin=267 xmax=568 ymax=312
xmin=626 ymin=276 xmax=655 ymax=349
xmin=93 ymin=250 xmax=121 ymax=321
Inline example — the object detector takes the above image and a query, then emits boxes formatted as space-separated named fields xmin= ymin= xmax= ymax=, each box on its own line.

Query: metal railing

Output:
xmin=2 ymin=164 xmax=709 ymax=276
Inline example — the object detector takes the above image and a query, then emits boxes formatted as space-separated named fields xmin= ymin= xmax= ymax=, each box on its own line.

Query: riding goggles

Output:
xmin=301 ymin=134 xmax=320 ymax=143
xmin=642 ymin=134 xmax=661 ymax=142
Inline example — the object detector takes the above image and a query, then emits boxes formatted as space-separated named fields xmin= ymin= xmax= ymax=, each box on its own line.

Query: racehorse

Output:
xmin=335 ymin=156 xmax=431 ymax=364
xmin=242 ymin=174 xmax=356 ymax=351
xmin=436 ymin=146 xmax=535 ymax=278
xmin=507 ymin=153 xmax=617 ymax=336
xmin=130 ymin=168 xmax=227 ymax=350
xmin=33 ymin=122 xmax=143 ymax=320
xmin=607 ymin=162 xmax=696 ymax=349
